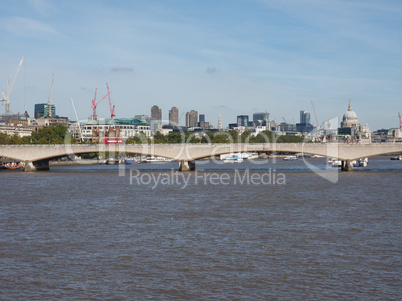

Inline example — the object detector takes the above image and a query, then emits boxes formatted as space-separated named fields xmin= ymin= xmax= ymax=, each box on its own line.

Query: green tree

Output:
xmin=152 ymin=131 xmax=167 ymax=144
xmin=166 ymin=132 xmax=183 ymax=143
xmin=30 ymin=124 xmax=68 ymax=144
xmin=0 ymin=132 xmax=9 ymax=144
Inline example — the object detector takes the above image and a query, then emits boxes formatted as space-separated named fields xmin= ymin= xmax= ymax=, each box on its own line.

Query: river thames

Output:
xmin=1 ymin=156 xmax=401 ymax=299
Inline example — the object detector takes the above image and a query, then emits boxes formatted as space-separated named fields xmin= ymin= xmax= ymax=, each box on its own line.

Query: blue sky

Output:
xmin=1 ymin=0 xmax=401 ymax=130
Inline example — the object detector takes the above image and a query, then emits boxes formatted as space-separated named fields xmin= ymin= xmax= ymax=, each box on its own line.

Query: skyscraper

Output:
xmin=34 ymin=103 xmax=56 ymax=119
xmin=151 ymin=105 xmax=162 ymax=121
xmin=169 ymin=106 xmax=179 ymax=125
xmin=297 ymin=110 xmax=314 ymax=133
xmin=185 ymin=110 xmax=198 ymax=127
xmin=253 ymin=112 xmax=270 ymax=123
xmin=237 ymin=115 xmax=249 ymax=127
xmin=300 ymin=111 xmax=311 ymax=124
xmin=199 ymin=114 xmax=205 ymax=124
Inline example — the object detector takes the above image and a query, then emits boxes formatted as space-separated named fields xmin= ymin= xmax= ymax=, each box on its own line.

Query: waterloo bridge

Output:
xmin=0 ymin=142 xmax=401 ymax=172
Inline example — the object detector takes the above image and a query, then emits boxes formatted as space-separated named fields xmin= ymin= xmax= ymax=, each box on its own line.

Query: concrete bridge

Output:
xmin=0 ymin=143 xmax=401 ymax=171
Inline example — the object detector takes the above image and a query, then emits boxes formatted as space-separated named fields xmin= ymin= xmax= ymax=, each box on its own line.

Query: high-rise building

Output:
xmin=297 ymin=110 xmax=314 ymax=133
xmin=253 ymin=112 xmax=270 ymax=123
xmin=218 ymin=114 xmax=222 ymax=130
xmin=237 ymin=115 xmax=249 ymax=127
xmin=34 ymin=103 xmax=56 ymax=119
xmin=300 ymin=111 xmax=311 ymax=124
xmin=169 ymin=106 xmax=179 ymax=125
xmin=151 ymin=105 xmax=162 ymax=121
xmin=199 ymin=114 xmax=205 ymax=124
xmin=186 ymin=110 xmax=198 ymax=127
xmin=198 ymin=114 xmax=205 ymax=128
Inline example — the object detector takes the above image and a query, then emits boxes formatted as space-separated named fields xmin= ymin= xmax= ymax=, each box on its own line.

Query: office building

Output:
xmin=186 ymin=110 xmax=198 ymax=127
xmin=300 ymin=111 xmax=311 ymax=124
xmin=151 ymin=105 xmax=162 ymax=121
xmin=237 ymin=115 xmax=249 ymax=127
xmin=169 ymin=106 xmax=179 ymax=125
xmin=34 ymin=103 xmax=56 ymax=119
xmin=253 ymin=112 xmax=270 ymax=124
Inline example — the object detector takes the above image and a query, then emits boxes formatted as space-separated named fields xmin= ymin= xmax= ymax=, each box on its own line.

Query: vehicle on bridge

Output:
xmin=103 ymin=138 xmax=124 ymax=145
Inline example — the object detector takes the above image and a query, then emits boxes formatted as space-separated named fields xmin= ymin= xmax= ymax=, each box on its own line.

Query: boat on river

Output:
xmin=283 ymin=155 xmax=298 ymax=161
xmin=106 ymin=157 xmax=118 ymax=165
xmin=390 ymin=155 xmax=402 ymax=160
xmin=358 ymin=157 xmax=368 ymax=167
xmin=145 ymin=156 xmax=172 ymax=163
xmin=222 ymin=156 xmax=243 ymax=163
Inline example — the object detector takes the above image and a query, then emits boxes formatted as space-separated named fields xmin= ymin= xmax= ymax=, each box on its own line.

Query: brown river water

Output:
xmin=1 ymin=156 xmax=401 ymax=299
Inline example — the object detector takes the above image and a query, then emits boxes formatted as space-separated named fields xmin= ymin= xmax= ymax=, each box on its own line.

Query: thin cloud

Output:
xmin=212 ymin=105 xmax=228 ymax=109
xmin=4 ymin=17 xmax=57 ymax=35
xmin=206 ymin=67 xmax=219 ymax=75
xmin=27 ymin=0 xmax=57 ymax=16
xmin=111 ymin=66 xmax=134 ymax=72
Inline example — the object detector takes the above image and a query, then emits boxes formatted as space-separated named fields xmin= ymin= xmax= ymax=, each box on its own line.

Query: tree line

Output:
xmin=0 ymin=124 xmax=72 ymax=144
xmin=0 ymin=125 xmax=309 ymax=145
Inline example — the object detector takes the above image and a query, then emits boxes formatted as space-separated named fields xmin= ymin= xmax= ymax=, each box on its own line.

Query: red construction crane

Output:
xmin=106 ymin=83 xmax=115 ymax=119
xmin=398 ymin=112 xmax=402 ymax=129
xmin=91 ymin=88 xmax=110 ymax=121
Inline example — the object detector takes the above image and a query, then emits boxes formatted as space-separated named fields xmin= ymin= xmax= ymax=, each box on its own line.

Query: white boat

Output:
xmin=283 ymin=155 xmax=298 ymax=161
xmin=222 ymin=156 xmax=243 ymax=163
xmin=106 ymin=157 xmax=117 ymax=165
xmin=239 ymin=152 xmax=259 ymax=160
xmin=358 ymin=157 xmax=368 ymax=167
xmin=331 ymin=159 xmax=342 ymax=167
xmin=220 ymin=153 xmax=241 ymax=160
xmin=245 ymin=152 xmax=259 ymax=160
xmin=145 ymin=156 xmax=172 ymax=163
xmin=390 ymin=155 xmax=402 ymax=160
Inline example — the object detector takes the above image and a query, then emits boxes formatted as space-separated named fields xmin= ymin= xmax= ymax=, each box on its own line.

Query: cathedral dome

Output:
xmin=341 ymin=100 xmax=359 ymax=128
xmin=343 ymin=109 xmax=358 ymax=121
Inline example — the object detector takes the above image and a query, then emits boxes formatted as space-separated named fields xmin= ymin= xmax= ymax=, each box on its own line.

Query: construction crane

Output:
xmin=398 ymin=112 xmax=402 ymax=129
xmin=71 ymin=97 xmax=82 ymax=142
xmin=91 ymin=88 xmax=110 ymax=121
xmin=48 ymin=73 xmax=55 ymax=117
xmin=311 ymin=101 xmax=320 ymax=134
xmin=106 ymin=83 xmax=115 ymax=119
xmin=0 ymin=56 xmax=25 ymax=113
xmin=311 ymin=101 xmax=325 ymax=135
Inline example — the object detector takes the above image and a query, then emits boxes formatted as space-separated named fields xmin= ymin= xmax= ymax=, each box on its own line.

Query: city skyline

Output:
xmin=1 ymin=0 xmax=401 ymax=130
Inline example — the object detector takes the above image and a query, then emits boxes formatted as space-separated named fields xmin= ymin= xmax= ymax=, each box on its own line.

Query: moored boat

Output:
xmin=222 ymin=156 xmax=243 ymax=163
xmin=331 ymin=159 xmax=342 ymax=167
xmin=390 ymin=155 xmax=402 ymax=160
xmin=106 ymin=157 xmax=118 ymax=165
xmin=145 ymin=156 xmax=172 ymax=163
xmin=283 ymin=155 xmax=298 ymax=161
xmin=358 ymin=157 xmax=368 ymax=167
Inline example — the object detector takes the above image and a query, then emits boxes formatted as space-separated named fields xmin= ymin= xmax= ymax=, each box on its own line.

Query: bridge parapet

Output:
xmin=0 ymin=143 xmax=401 ymax=171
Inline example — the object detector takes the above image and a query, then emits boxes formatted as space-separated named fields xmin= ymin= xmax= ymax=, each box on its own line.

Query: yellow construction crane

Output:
xmin=0 ymin=56 xmax=25 ymax=113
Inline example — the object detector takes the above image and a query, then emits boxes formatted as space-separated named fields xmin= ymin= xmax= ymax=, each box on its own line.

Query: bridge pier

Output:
xmin=179 ymin=160 xmax=196 ymax=172
xmin=24 ymin=160 xmax=50 ymax=171
xmin=341 ymin=160 xmax=353 ymax=172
